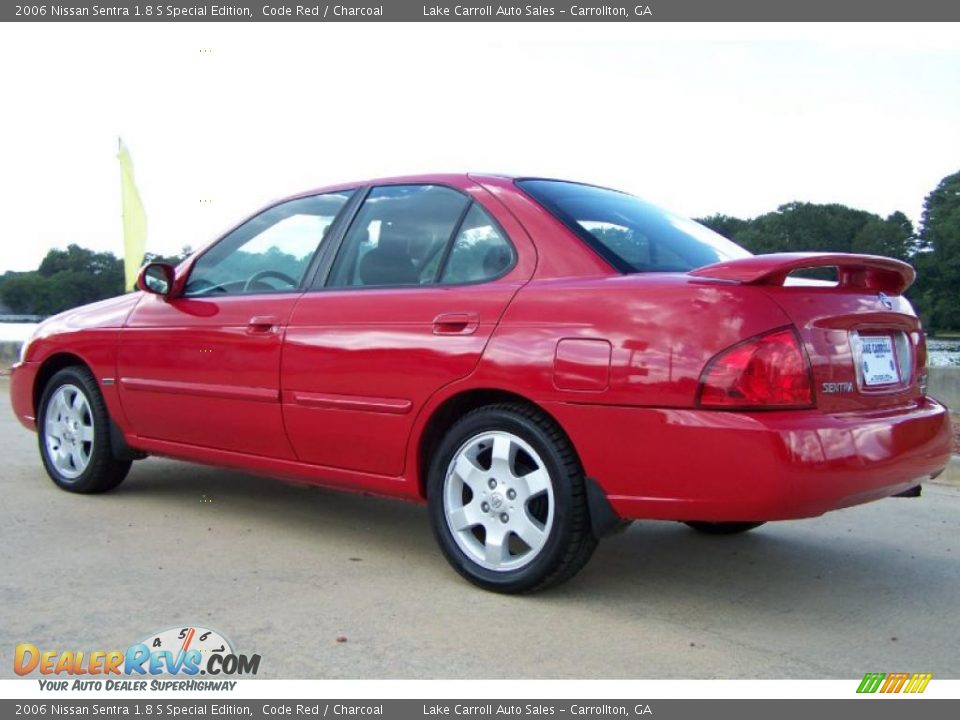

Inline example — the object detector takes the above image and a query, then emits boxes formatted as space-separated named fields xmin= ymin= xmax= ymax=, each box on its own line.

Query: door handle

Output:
xmin=247 ymin=315 xmax=279 ymax=334
xmin=433 ymin=312 xmax=480 ymax=335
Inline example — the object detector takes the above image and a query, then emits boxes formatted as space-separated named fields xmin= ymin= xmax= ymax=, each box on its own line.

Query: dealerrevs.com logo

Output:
xmin=14 ymin=626 xmax=260 ymax=690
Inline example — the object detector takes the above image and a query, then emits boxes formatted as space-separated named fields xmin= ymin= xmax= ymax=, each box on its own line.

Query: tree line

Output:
xmin=1 ymin=171 xmax=957 ymax=331
xmin=696 ymin=170 xmax=959 ymax=333
xmin=0 ymin=246 xmax=190 ymax=317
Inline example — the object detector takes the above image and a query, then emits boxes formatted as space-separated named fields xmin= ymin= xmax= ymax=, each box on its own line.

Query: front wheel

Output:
xmin=427 ymin=404 xmax=597 ymax=593
xmin=38 ymin=366 xmax=131 ymax=493
xmin=684 ymin=521 xmax=766 ymax=535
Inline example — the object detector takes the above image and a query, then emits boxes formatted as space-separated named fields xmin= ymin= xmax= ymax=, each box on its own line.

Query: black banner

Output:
xmin=4 ymin=0 xmax=960 ymax=22
xmin=3 ymin=700 xmax=960 ymax=719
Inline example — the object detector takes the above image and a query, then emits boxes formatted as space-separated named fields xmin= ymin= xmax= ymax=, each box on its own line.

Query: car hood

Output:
xmin=32 ymin=292 xmax=143 ymax=340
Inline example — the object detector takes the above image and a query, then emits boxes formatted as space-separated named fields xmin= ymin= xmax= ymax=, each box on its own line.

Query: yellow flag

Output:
xmin=117 ymin=139 xmax=147 ymax=291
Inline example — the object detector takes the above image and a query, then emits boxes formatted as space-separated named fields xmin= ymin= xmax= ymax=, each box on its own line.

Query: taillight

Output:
xmin=914 ymin=331 xmax=928 ymax=394
xmin=697 ymin=327 xmax=814 ymax=409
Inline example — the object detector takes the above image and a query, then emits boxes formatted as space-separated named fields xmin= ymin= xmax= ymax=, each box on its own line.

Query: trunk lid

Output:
xmin=690 ymin=253 xmax=925 ymax=412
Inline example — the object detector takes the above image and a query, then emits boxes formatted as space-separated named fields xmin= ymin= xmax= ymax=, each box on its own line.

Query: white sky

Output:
xmin=0 ymin=22 xmax=957 ymax=273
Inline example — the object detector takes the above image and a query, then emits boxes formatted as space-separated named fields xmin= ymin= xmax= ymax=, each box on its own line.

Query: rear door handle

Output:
xmin=247 ymin=315 xmax=279 ymax=334
xmin=433 ymin=312 xmax=480 ymax=335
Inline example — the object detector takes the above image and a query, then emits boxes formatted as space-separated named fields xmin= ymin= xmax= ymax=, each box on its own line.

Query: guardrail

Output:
xmin=0 ymin=315 xmax=44 ymax=323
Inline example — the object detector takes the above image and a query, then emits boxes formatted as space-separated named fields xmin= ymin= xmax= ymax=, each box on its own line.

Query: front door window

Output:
xmin=185 ymin=191 xmax=353 ymax=296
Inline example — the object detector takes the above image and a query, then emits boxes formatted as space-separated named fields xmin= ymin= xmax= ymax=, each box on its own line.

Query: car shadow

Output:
xmin=109 ymin=457 xmax=950 ymax=622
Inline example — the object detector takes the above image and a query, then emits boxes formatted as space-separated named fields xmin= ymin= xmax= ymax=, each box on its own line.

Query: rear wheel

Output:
xmin=427 ymin=404 xmax=596 ymax=593
xmin=38 ymin=366 xmax=131 ymax=493
xmin=684 ymin=521 xmax=766 ymax=535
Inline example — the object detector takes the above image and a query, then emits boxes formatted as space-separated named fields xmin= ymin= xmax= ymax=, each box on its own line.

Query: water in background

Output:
xmin=3 ymin=322 xmax=960 ymax=367
xmin=929 ymin=339 xmax=960 ymax=368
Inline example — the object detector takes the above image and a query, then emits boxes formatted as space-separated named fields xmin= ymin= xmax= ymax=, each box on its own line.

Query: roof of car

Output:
xmin=284 ymin=173 xmax=512 ymax=198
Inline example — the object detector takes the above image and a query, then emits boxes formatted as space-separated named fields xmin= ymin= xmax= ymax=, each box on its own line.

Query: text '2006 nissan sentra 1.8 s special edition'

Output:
xmin=10 ymin=174 xmax=952 ymax=592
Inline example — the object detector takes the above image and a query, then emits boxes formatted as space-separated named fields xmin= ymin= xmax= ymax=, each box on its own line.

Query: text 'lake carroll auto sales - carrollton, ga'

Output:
xmin=423 ymin=704 xmax=653 ymax=716
xmin=423 ymin=5 xmax=653 ymax=16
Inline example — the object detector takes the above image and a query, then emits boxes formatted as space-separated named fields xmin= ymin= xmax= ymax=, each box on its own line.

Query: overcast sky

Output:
xmin=0 ymin=22 xmax=957 ymax=273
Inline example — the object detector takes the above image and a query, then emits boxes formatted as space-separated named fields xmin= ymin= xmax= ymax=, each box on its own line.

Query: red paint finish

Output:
xmin=281 ymin=283 xmax=524 ymax=476
xmin=9 ymin=174 xmax=952 ymax=526
xmin=116 ymin=292 xmax=299 ymax=459
xmin=546 ymin=397 xmax=950 ymax=521
xmin=554 ymin=339 xmax=612 ymax=392
xmin=691 ymin=251 xmax=916 ymax=293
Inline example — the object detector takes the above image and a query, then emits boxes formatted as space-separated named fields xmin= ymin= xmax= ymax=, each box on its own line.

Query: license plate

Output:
xmin=858 ymin=335 xmax=900 ymax=386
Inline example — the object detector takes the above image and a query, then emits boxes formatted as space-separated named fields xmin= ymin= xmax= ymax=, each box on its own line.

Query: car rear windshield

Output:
xmin=517 ymin=179 xmax=751 ymax=273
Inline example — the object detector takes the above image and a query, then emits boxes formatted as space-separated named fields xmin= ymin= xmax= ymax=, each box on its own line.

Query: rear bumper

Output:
xmin=9 ymin=361 xmax=38 ymax=431
xmin=546 ymin=397 xmax=952 ymax=522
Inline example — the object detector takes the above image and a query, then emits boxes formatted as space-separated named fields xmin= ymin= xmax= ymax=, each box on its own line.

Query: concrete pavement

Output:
xmin=1 ymin=378 xmax=958 ymax=679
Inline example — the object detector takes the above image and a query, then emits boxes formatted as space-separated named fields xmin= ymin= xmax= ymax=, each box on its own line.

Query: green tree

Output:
xmin=38 ymin=244 xmax=122 ymax=279
xmin=698 ymin=214 xmax=750 ymax=240
xmin=911 ymin=171 xmax=960 ymax=332
xmin=1 ymin=245 xmax=125 ymax=316
xmin=144 ymin=245 xmax=193 ymax=267
xmin=698 ymin=203 xmax=914 ymax=260
xmin=696 ymin=182 xmax=960 ymax=332
xmin=851 ymin=212 xmax=915 ymax=261
xmin=0 ymin=274 xmax=53 ymax=315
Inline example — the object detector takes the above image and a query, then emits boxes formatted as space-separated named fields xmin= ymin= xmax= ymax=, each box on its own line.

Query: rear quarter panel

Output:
xmin=471 ymin=274 xmax=793 ymax=408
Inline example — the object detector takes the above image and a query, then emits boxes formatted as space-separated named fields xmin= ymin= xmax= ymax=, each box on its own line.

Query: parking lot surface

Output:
xmin=2 ymin=378 xmax=958 ymax=679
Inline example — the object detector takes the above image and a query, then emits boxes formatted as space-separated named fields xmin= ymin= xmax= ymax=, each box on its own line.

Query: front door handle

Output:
xmin=247 ymin=315 xmax=279 ymax=334
xmin=433 ymin=312 xmax=480 ymax=335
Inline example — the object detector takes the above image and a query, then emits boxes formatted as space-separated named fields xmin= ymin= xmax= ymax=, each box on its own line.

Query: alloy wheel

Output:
xmin=43 ymin=384 xmax=95 ymax=480
xmin=443 ymin=431 xmax=555 ymax=572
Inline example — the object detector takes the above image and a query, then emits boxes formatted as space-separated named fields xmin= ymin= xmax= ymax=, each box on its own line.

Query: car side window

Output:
xmin=440 ymin=203 xmax=515 ymax=284
xmin=328 ymin=185 xmax=470 ymax=288
xmin=184 ymin=191 xmax=353 ymax=296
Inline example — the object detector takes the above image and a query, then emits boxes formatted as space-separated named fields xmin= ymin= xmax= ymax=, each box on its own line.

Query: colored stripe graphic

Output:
xmin=904 ymin=673 xmax=933 ymax=693
xmin=857 ymin=672 xmax=931 ymax=694
xmin=857 ymin=673 xmax=886 ymax=693
xmin=881 ymin=672 xmax=910 ymax=693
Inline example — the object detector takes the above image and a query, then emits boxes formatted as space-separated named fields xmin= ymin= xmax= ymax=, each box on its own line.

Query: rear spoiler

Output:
xmin=688 ymin=252 xmax=915 ymax=294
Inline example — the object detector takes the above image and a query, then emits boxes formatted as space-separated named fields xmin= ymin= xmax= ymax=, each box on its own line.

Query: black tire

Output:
xmin=37 ymin=366 xmax=132 ymax=493
xmin=684 ymin=521 xmax=766 ymax=535
xmin=427 ymin=403 xmax=597 ymax=593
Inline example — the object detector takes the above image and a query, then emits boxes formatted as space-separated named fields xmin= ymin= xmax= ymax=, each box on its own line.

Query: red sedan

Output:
xmin=10 ymin=174 xmax=952 ymax=592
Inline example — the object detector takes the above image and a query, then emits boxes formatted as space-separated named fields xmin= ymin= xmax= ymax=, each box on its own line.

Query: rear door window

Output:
xmin=440 ymin=203 xmax=515 ymax=284
xmin=328 ymin=185 xmax=469 ymax=288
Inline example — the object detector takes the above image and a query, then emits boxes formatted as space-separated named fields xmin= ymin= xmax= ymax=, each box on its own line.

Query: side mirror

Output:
xmin=136 ymin=262 xmax=176 ymax=299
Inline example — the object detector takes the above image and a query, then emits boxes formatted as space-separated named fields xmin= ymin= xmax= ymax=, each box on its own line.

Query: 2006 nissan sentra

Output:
xmin=10 ymin=174 xmax=952 ymax=592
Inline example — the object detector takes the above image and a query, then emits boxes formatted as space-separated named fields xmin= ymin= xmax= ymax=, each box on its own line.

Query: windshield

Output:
xmin=517 ymin=179 xmax=751 ymax=273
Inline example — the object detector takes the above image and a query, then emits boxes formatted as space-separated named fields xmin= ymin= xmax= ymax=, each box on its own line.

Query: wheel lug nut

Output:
xmin=481 ymin=502 xmax=490 ymax=513
xmin=500 ymin=513 xmax=509 ymax=523
xmin=488 ymin=479 xmax=497 ymax=489
xmin=506 ymin=489 xmax=516 ymax=500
